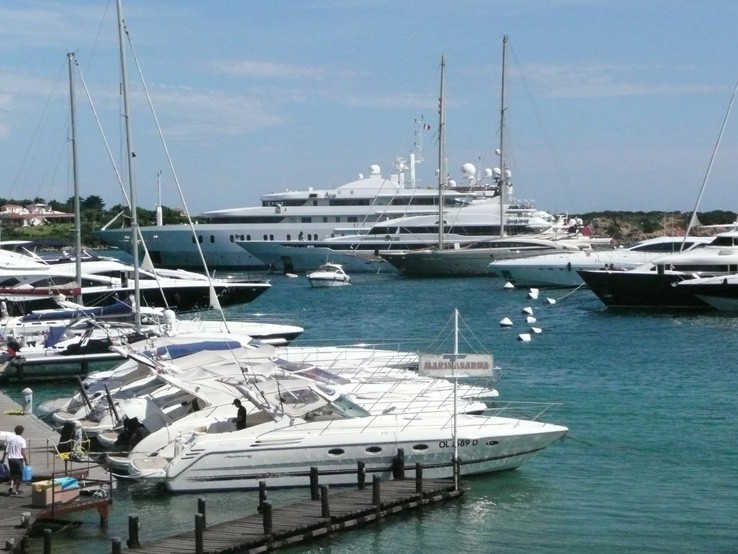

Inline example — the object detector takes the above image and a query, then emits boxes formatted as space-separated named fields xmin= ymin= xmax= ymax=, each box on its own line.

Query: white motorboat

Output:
xmin=123 ymin=378 xmax=566 ymax=492
xmin=676 ymin=273 xmax=738 ymax=311
xmin=489 ymin=235 xmax=712 ymax=288
xmin=307 ymin=263 xmax=351 ymax=287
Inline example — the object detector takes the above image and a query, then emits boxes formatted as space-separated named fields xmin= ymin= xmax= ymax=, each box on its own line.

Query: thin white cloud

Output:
xmin=211 ymin=60 xmax=329 ymax=80
xmin=137 ymin=85 xmax=286 ymax=139
xmin=517 ymin=63 xmax=720 ymax=99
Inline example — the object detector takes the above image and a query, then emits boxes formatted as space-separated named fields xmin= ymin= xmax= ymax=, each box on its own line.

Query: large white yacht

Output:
xmin=96 ymin=158 xmax=556 ymax=272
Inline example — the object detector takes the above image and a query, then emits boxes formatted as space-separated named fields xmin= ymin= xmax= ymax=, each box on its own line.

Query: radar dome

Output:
xmin=448 ymin=179 xmax=457 ymax=187
xmin=163 ymin=309 xmax=176 ymax=325
xmin=461 ymin=163 xmax=477 ymax=178
xmin=370 ymin=165 xmax=381 ymax=176
xmin=484 ymin=168 xmax=493 ymax=177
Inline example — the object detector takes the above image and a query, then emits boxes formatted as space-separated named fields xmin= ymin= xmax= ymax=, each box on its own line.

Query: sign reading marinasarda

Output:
xmin=418 ymin=354 xmax=494 ymax=378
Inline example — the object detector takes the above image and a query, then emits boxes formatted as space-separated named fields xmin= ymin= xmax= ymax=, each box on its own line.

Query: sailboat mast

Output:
xmin=498 ymin=35 xmax=508 ymax=238
xmin=437 ymin=55 xmax=447 ymax=250
xmin=67 ymin=52 xmax=82 ymax=303
xmin=116 ymin=0 xmax=141 ymax=329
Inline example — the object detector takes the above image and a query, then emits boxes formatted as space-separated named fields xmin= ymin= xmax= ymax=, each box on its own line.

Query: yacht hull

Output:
xmin=129 ymin=419 xmax=567 ymax=493
xmin=578 ymin=270 xmax=712 ymax=310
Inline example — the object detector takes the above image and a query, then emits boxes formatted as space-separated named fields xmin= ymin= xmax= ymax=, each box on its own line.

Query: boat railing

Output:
xmin=480 ymin=400 xmax=565 ymax=424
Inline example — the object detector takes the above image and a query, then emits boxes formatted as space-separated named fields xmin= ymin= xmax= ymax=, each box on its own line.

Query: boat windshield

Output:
xmin=328 ymin=395 xmax=371 ymax=418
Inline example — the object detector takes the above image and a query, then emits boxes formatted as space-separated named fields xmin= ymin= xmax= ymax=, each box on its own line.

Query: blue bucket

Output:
xmin=21 ymin=465 xmax=32 ymax=482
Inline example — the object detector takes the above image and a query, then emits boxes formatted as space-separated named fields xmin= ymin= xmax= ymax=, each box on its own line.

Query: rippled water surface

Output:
xmin=7 ymin=271 xmax=738 ymax=553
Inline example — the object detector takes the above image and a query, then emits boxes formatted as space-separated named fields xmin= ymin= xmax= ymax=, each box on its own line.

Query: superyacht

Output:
xmin=97 ymin=157 xmax=556 ymax=273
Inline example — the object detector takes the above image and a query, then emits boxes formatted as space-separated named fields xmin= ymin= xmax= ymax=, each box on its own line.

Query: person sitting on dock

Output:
xmin=6 ymin=425 xmax=27 ymax=496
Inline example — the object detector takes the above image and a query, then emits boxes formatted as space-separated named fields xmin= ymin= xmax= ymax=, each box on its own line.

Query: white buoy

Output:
xmin=499 ymin=317 xmax=513 ymax=327
xmin=522 ymin=306 xmax=534 ymax=315
xmin=526 ymin=316 xmax=537 ymax=324
xmin=528 ymin=288 xmax=539 ymax=299
xmin=285 ymin=273 xmax=298 ymax=278
xmin=517 ymin=333 xmax=532 ymax=342
xmin=503 ymin=281 xmax=515 ymax=290
xmin=530 ymin=327 xmax=542 ymax=334
xmin=547 ymin=298 xmax=557 ymax=305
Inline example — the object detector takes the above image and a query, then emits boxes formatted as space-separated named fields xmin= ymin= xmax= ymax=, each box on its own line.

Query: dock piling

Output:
xmin=197 ymin=497 xmax=207 ymax=529
xmin=320 ymin=485 xmax=330 ymax=518
xmin=309 ymin=466 xmax=319 ymax=500
xmin=258 ymin=481 xmax=267 ymax=512
xmin=262 ymin=501 xmax=273 ymax=535
xmin=111 ymin=538 xmax=122 ymax=554
xmin=43 ymin=529 xmax=51 ymax=554
xmin=357 ymin=460 xmax=366 ymax=489
xmin=195 ymin=513 xmax=205 ymax=554
xmin=372 ymin=474 xmax=381 ymax=505
xmin=393 ymin=448 xmax=405 ymax=479
xmin=127 ymin=515 xmax=141 ymax=548
xmin=416 ymin=462 xmax=423 ymax=493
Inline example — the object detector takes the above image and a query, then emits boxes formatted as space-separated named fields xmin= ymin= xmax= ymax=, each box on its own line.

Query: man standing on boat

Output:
xmin=233 ymin=399 xmax=247 ymax=430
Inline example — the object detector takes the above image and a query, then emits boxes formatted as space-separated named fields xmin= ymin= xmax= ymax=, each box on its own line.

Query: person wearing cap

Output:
xmin=233 ymin=399 xmax=247 ymax=430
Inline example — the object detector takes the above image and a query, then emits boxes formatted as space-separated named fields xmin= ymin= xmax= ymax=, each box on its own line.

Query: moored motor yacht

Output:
xmin=123 ymin=378 xmax=566 ymax=492
xmin=490 ymin=236 xmax=712 ymax=288
xmin=578 ymin=230 xmax=738 ymax=309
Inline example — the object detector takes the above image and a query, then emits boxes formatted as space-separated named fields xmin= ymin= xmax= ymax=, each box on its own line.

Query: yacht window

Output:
xmin=710 ymin=235 xmax=737 ymax=247
xmin=323 ymin=217 xmax=328 ymax=223
xmin=245 ymin=235 xmax=250 ymax=241
xmin=198 ymin=235 xmax=203 ymax=244
xmin=229 ymin=235 xmax=234 ymax=243
xmin=328 ymin=448 xmax=345 ymax=456
xmin=269 ymin=234 xmax=274 ymax=241
xmin=365 ymin=446 xmax=382 ymax=454
xmin=210 ymin=235 xmax=214 ymax=243
xmin=328 ymin=395 xmax=371 ymax=418
xmin=263 ymin=235 xmax=268 ymax=241
xmin=412 ymin=444 xmax=430 ymax=452
xmin=301 ymin=217 xmax=311 ymax=223
xmin=347 ymin=216 xmax=358 ymax=223
xmin=286 ymin=234 xmax=291 ymax=241
xmin=279 ymin=388 xmax=321 ymax=406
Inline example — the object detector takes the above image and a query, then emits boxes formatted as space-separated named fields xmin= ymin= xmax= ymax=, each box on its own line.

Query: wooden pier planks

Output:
xmin=132 ymin=479 xmax=463 ymax=553
xmin=0 ymin=389 xmax=111 ymax=547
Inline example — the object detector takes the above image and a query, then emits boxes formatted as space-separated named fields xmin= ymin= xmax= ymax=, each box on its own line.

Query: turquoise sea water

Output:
xmin=5 ymin=271 xmax=738 ymax=553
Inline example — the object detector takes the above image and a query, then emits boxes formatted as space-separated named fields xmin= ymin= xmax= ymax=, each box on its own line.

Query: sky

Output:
xmin=2 ymin=1 xmax=738 ymax=218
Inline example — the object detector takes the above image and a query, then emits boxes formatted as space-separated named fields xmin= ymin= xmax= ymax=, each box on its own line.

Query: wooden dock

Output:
xmin=0 ymin=389 xmax=112 ymax=550
xmin=125 ymin=477 xmax=463 ymax=553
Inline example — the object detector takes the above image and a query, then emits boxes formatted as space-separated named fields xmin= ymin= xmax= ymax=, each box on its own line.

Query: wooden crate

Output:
xmin=31 ymin=481 xmax=80 ymax=508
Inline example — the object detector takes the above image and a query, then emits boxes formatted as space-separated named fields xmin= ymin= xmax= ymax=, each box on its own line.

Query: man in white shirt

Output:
xmin=6 ymin=425 xmax=27 ymax=496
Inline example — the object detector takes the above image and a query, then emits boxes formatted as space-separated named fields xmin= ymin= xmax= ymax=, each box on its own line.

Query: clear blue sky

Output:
xmin=2 ymin=0 xmax=738 ymax=217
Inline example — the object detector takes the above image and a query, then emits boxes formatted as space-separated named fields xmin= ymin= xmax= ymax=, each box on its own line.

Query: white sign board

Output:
xmin=418 ymin=353 xmax=494 ymax=378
